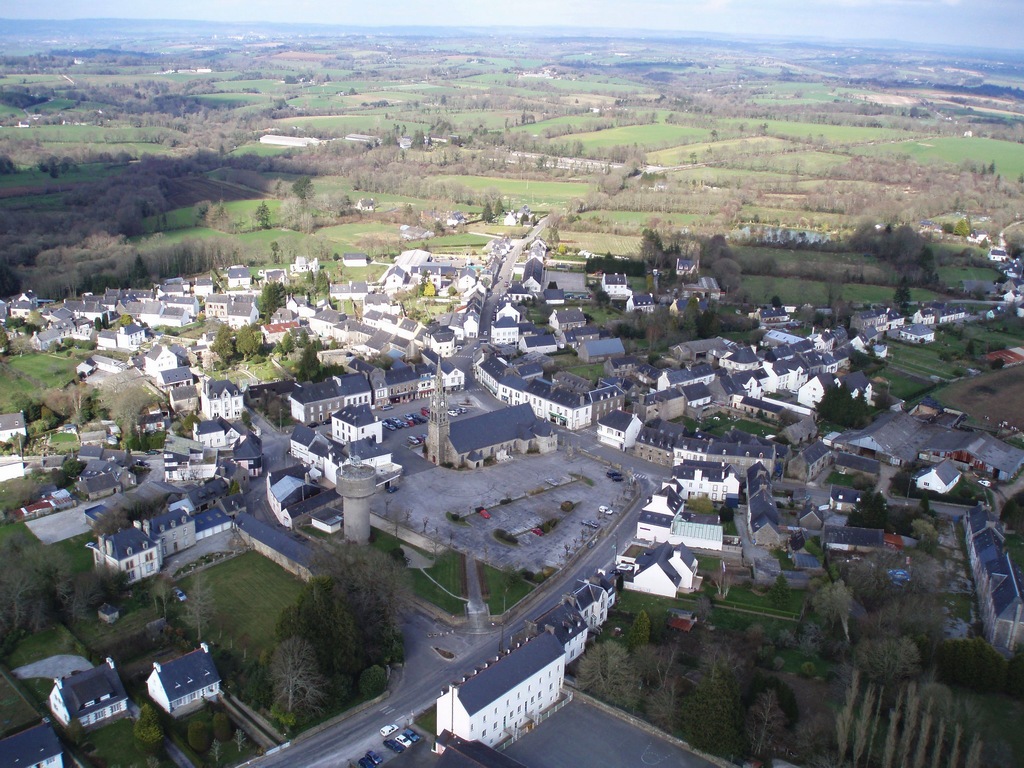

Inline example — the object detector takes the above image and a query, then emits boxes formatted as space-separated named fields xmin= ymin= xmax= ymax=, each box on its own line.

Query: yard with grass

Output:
xmin=181 ymin=552 xmax=304 ymax=657
xmin=84 ymin=718 xmax=176 ymax=768
xmin=4 ymin=624 xmax=80 ymax=669
xmin=372 ymin=529 xmax=468 ymax=615
xmin=53 ymin=532 xmax=95 ymax=574
xmin=482 ymin=564 xmax=534 ymax=615
xmin=0 ymin=672 xmax=41 ymax=740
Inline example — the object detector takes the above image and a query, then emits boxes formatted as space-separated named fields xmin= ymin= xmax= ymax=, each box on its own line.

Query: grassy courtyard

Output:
xmin=181 ymin=552 xmax=304 ymax=657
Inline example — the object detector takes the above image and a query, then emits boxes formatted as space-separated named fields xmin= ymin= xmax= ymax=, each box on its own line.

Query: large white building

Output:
xmin=436 ymin=632 xmax=565 ymax=748
xmin=201 ymin=379 xmax=244 ymax=420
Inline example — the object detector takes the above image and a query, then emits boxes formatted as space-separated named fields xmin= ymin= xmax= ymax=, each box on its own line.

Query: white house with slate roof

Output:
xmin=436 ymin=631 xmax=565 ymax=748
xmin=596 ymin=409 xmax=642 ymax=451
xmin=0 ymin=412 xmax=27 ymax=443
xmin=147 ymin=643 xmax=222 ymax=716
xmin=201 ymin=379 xmax=244 ymax=420
xmin=600 ymin=273 xmax=632 ymax=299
xmin=914 ymin=459 xmax=961 ymax=494
xmin=49 ymin=658 xmax=129 ymax=728
xmin=331 ymin=403 xmax=382 ymax=445
xmin=0 ymin=721 xmax=64 ymax=768
xmin=90 ymin=527 xmax=162 ymax=584
xmin=623 ymin=541 xmax=701 ymax=597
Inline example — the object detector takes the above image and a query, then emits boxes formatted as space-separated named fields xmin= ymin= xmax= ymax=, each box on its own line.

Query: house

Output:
xmin=523 ymin=601 xmax=589 ymax=664
xmin=441 ymin=404 xmax=558 ymax=469
xmin=596 ymin=410 xmax=642 ymax=451
xmin=147 ymin=643 xmax=222 ymax=716
xmin=289 ymin=374 xmax=373 ymax=424
xmin=897 ymin=324 xmax=936 ymax=344
xmin=266 ymin=466 xmax=335 ymax=529
xmin=789 ymin=440 xmax=832 ymax=481
xmin=914 ymin=459 xmax=961 ymax=494
xmin=829 ymin=486 xmax=863 ymax=512
xmin=137 ymin=511 xmax=196 ymax=557
xmin=0 ymin=412 xmax=27 ymax=443
xmin=225 ymin=265 xmax=252 ymax=289
xmin=548 ymin=308 xmax=586 ymax=333
xmin=144 ymin=344 xmax=188 ymax=377
xmin=672 ymin=460 xmax=742 ymax=506
xmin=822 ymin=525 xmax=885 ymax=553
xmin=964 ymin=506 xmax=1024 ymax=654
xmin=747 ymin=465 xmax=784 ymax=548
xmin=600 ymin=273 xmax=632 ymax=300
xmin=331 ymin=403 xmax=383 ymax=445
xmin=435 ymin=632 xmax=565 ymax=748
xmin=90 ymin=528 xmax=162 ymax=583
xmin=626 ymin=293 xmax=656 ymax=313
xmin=201 ymin=379 xmax=244 ymax=420
xmin=0 ymin=721 xmax=64 ymax=768
xmin=225 ymin=299 xmax=258 ymax=330
xmin=578 ymin=337 xmax=625 ymax=363
xmin=193 ymin=418 xmax=241 ymax=449
xmin=625 ymin=541 xmax=701 ymax=597
xmin=49 ymin=658 xmax=129 ymax=728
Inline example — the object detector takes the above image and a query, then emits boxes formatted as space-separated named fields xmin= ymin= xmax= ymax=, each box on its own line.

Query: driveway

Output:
xmin=13 ymin=654 xmax=92 ymax=680
xmin=25 ymin=506 xmax=91 ymax=544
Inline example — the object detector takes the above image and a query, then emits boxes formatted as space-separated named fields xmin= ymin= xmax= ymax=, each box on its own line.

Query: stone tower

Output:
xmin=336 ymin=455 xmax=376 ymax=544
xmin=426 ymin=365 xmax=450 ymax=466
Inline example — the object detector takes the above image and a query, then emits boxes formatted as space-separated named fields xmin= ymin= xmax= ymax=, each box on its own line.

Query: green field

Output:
xmin=720 ymin=118 xmax=917 ymax=144
xmin=182 ymin=552 xmax=304 ymax=656
xmin=853 ymin=136 xmax=1024 ymax=178
xmin=739 ymin=274 xmax=938 ymax=306
xmin=4 ymin=624 xmax=78 ymax=669
xmin=567 ymin=122 xmax=711 ymax=152
xmin=433 ymin=175 xmax=591 ymax=207
xmin=559 ymin=231 xmax=640 ymax=256
xmin=0 ymin=672 xmax=40 ymax=740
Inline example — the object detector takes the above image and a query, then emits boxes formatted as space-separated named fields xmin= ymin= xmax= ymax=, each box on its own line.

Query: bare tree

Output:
xmin=271 ymin=636 xmax=328 ymax=714
xmin=747 ymin=689 xmax=786 ymax=756
xmin=99 ymin=381 xmax=155 ymax=442
xmin=184 ymin=573 xmax=215 ymax=642
xmin=234 ymin=728 xmax=247 ymax=753
xmin=151 ymin=577 xmax=172 ymax=619
xmin=647 ymin=681 xmax=678 ymax=732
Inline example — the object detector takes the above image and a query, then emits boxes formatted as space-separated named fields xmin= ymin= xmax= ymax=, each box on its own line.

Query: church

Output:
xmin=426 ymin=370 xmax=557 ymax=468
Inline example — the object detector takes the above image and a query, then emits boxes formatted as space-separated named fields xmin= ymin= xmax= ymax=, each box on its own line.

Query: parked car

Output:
xmin=979 ymin=479 xmax=992 ymax=487
xmin=358 ymin=758 xmax=375 ymax=768
xmin=606 ymin=469 xmax=623 ymax=479
xmin=383 ymin=422 xmax=397 ymax=431
xmin=532 ymin=527 xmax=544 ymax=536
xmin=379 ymin=724 xmax=398 ymax=738
xmin=609 ymin=474 xmax=624 ymax=482
xmin=378 ymin=404 xmax=394 ymax=411
xmin=477 ymin=507 xmax=491 ymax=519
xmin=421 ymin=407 xmax=430 ymax=416
xmin=365 ymin=751 xmax=384 ymax=765
xmin=401 ymin=728 xmax=421 ymax=744
xmin=383 ymin=739 xmax=405 ymax=753
xmin=386 ymin=485 xmax=399 ymax=494
xmin=395 ymin=733 xmax=413 ymax=748
xmin=173 ymin=587 xmax=187 ymax=602
xmin=599 ymin=505 xmax=613 ymax=515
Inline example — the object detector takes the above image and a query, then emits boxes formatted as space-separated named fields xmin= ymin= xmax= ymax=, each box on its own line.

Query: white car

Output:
xmin=599 ymin=505 xmax=612 ymax=515
xmin=394 ymin=733 xmax=413 ymax=748
xmin=379 ymin=724 xmax=398 ymax=738
xmin=978 ymin=479 xmax=992 ymax=487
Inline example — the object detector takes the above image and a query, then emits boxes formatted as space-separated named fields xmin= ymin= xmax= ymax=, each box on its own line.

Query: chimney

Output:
xmin=153 ymin=662 xmax=161 ymax=673
xmin=201 ymin=642 xmax=209 ymax=653
xmin=106 ymin=657 xmax=116 ymax=670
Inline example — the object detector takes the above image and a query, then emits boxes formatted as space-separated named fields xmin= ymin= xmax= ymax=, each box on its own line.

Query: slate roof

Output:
xmin=830 ymin=487 xmax=863 ymax=505
xmin=917 ymin=458 xmax=960 ymax=485
xmin=435 ymin=733 xmax=529 ymax=768
xmin=0 ymin=412 xmax=26 ymax=432
xmin=822 ymin=525 xmax=885 ymax=549
xmin=529 ymin=601 xmax=587 ymax=652
xmin=597 ymin=409 xmax=636 ymax=432
xmin=448 ymin=404 xmax=553 ymax=455
xmin=234 ymin=513 xmax=312 ymax=567
xmin=100 ymin=527 xmax=157 ymax=559
xmin=0 ymin=722 xmax=63 ymax=768
xmin=55 ymin=660 xmax=128 ymax=721
xmin=194 ymin=507 xmax=231 ymax=535
xmin=580 ymin=337 xmax=625 ymax=358
xmin=633 ymin=541 xmax=697 ymax=586
xmin=801 ymin=439 xmax=831 ymax=466
xmin=456 ymin=632 xmax=563 ymax=716
xmin=834 ymin=452 xmax=880 ymax=475
xmin=153 ymin=645 xmax=221 ymax=702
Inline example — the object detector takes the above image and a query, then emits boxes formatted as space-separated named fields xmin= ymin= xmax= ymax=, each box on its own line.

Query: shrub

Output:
xmin=494 ymin=528 xmax=518 ymax=546
xmin=560 ymin=500 xmax=575 ymax=512
xmin=212 ymin=712 xmax=233 ymax=743
xmin=188 ymin=720 xmax=212 ymax=753
xmin=359 ymin=665 xmax=388 ymax=698
xmin=800 ymin=662 xmax=816 ymax=678
xmin=134 ymin=704 xmax=163 ymax=755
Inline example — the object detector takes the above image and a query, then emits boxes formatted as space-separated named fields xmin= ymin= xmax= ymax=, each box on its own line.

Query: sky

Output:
xmin=2 ymin=0 xmax=1020 ymax=51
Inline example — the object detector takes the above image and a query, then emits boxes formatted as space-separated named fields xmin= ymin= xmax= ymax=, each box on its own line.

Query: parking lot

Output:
xmin=372 ymin=440 xmax=637 ymax=573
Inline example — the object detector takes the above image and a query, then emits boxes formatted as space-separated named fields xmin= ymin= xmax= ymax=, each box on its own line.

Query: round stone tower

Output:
xmin=336 ymin=455 xmax=377 ymax=544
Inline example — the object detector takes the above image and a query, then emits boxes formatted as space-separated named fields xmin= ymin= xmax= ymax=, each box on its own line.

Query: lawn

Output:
xmin=53 ymin=532 xmax=95 ymax=574
xmin=959 ymin=691 xmax=1024 ymax=764
xmin=0 ymin=672 xmax=40 ymax=739
xmin=935 ymin=365 xmax=1024 ymax=429
xmin=85 ymin=718 xmax=175 ymax=768
xmin=4 ymin=624 xmax=79 ymax=669
xmin=372 ymin=529 xmax=467 ymax=615
xmin=826 ymin=471 xmax=858 ymax=489
xmin=6 ymin=351 xmax=86 ymax=388
xmin=481 ymin=564 xmax=534 ymax=615
xmin=181 ymin=552 xmax=304 ymax=657
xmin=709 ymin=584 xmax=805 ymax=619
xmin=1005 ymin=534 xmax=1024 ymax=571
xmin=0 ymin=522 xmax=36 ymax=547
xmin=568 ymin=122 xmax=711 ymax=152
xmin=433 ymin=175 xmax=591 ymax=207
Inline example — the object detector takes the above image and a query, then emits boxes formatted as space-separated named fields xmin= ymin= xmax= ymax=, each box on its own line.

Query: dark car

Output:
xmin=366 ymin=750 xmax=384 ymax=765
xmin=610 ymin=474 xmax=624 ymax=482
xmin=383 ymin=739 xmax=405 ymax=753
xmin=401 ymin=728 xmax=421 ymax=743
xmin=605 ymin=469 xmax=620 ymax=478
xmin=358 ymin=758 xmax=374 ymax=768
